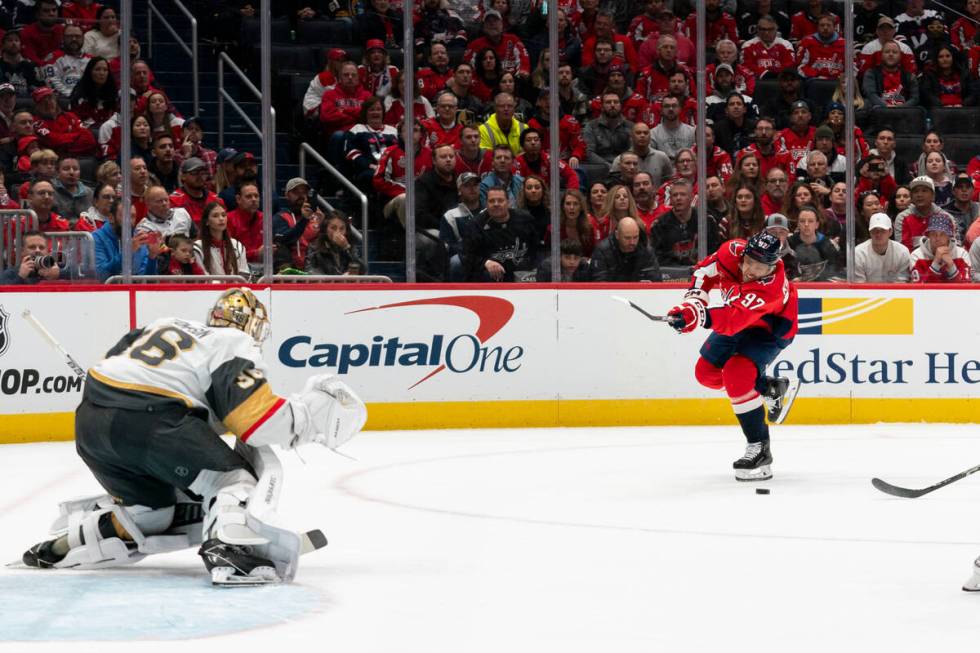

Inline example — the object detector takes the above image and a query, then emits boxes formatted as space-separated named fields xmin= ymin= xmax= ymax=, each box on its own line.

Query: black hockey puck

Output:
xmin=755 ymin=488 xmax=770 ymax=495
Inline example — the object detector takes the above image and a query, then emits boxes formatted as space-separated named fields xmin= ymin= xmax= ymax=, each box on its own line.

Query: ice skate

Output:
xmin=22 ymin=537 xmax=68 ymax=568
xmin=963 ymin=556 xmax=980 ymax=592
xmin=199 ymin=538 xmax=281 ymax=587
xmin=763 ymin=376 xmax=799 ymax=425
xmin=733 ymin=441 xmax=773 ymax=481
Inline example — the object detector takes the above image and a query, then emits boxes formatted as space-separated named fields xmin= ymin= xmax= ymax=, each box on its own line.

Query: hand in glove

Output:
xmin=667 ymin=299 xmax=708 ymax=334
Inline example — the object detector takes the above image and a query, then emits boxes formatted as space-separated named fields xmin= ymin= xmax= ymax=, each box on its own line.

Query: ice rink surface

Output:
xmin=3 ymin=423 xmax=980 ymax=652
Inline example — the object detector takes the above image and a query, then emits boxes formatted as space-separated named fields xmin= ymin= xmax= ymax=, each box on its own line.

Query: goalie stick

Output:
xmin=871 ymin=463 xmax=980 ymax=498
xmin=611 ymin=296 xmax=675 ymax=324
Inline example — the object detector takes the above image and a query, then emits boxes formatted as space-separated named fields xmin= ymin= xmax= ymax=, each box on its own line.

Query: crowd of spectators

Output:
xmin=5 ymin=1 xmax=980 ymax=285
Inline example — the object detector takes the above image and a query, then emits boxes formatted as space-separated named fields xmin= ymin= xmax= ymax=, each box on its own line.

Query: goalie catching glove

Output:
xmin=668 ymin=291 xmax=709 ymax=334
xmin=288 ymin=374 xmax=367 ymax=450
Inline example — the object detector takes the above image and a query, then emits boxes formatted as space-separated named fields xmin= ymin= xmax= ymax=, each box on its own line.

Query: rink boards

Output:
xmin=0 ymin=283 xmax=978 ymax=442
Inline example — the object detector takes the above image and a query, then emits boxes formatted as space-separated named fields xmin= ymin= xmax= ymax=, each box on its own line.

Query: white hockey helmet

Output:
xmin=207 ymin=288 xmax=270 ymax=344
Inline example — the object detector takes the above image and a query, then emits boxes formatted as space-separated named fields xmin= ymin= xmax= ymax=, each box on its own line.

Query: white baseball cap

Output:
xmin=868 ymin=212 xmax=891 ymax=232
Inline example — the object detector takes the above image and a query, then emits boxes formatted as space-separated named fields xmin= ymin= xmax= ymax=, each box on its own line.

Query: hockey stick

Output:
xmin=871 ymin=464 xmax=980 ymax=498
xmin=22 ymin=309 xmax=86 ymax=379
xmin=611 ymin=296 xmax=674 ymax=323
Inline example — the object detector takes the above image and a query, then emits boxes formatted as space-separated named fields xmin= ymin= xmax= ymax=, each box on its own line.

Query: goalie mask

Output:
xmin=208 ymin=288 xmax=270 ymax=344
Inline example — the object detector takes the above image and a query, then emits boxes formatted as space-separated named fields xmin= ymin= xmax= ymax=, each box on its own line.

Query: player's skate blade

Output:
xmin=21 ymin=538 xmax=67 ymax=568
xmin=733 ymin=442 xmax=773 ymax=482
xmin=764 ymin=377 xmax=800 ymax=425
xmin=963 ymin=557 xmax=980 ymax=591
xmin=199 ymin=539 xmax=281 ymax=587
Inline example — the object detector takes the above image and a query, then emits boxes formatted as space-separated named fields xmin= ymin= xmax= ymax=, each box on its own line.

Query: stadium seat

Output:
xmin=753 ymin=78 xmax=779 ymax=114
xmin=447 ymin=47 xmax=467 ymax=68
xmin=803 ymin=79 xmax=837 ymax=116
xmin=317 ymin=46 xmax=363 ymax=68
xmin=930 ymin=107 xmax=980 ymax=137
xmin=298 ymin=19 xmax=354 ymax=45
xmin=870 ymin=106 xmax=927 ymax=136
xmin=289 ymin=74 xmax=310 ymax=105
xmin=941 ymin=136 xmax=978 ymax=168
xmin=894 ymin=135 xmax=923 ymax=164
xmin=577 ymin=163 xmax=611 ymax=189
xmin=269 ymin=45 xmax=316 ymax=74
xmin=241 ymin=17 xmax=291 ymax=45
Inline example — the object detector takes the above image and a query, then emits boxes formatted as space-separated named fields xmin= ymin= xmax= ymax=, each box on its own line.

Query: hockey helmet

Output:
xmin=208 ymin=288 xmax=270 ymax=344
xmin=744 ymin=231 xmax=781 ymax=266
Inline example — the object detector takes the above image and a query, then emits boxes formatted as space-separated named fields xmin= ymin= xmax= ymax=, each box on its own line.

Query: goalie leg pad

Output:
xmin=190 ymin=468 xmax=266 ymax=546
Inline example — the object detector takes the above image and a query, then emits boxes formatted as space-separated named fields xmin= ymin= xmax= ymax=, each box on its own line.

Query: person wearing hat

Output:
xmin=273 ymin=177 xmax=322 ymax=271
xmin=170 ymin=157 xmax=223 ymax=228
xmin=894 ymin=175 xmax=957 ymax=250
xmin=301 ymin=49 xmax=349 ymax=120
xmin=219 ymin=151 xmax=259 ymax=211
xmin=741 ymin=15 xmax=795 ymax=80
xmin=462 ymin=9 xmax=531 ymax=79
xmin=358 ymin=39 xmax=398 ymax=98
xmin=858 ymin=15 xmax=916 ymax=76
xmin=823 ymin=101 xmax=871 ymax=160
xmin=355 ymin=0 xmax=403 ymax=48
xmin=798 ymin=124 xmax=846 ymax=184
xmin=946 ymin=173 xmax=979 ymax=241
xmin=31 ymin=85 xmax=99 ymax=157
xmin=854 ymin=212 xmax=912 ymax=282
xmin=796 ymin=13 xmax=845 ymax=80
xmin=440 ymin=171 xmax=482 ymax=280
xmin=862 ymin=40 xmax=920 ymax=108
xmin=214 ymin=147 xmax=240 ymax=197
xmin=910 ymin=212 xmax=971 ymax=282
xmin=0 ymin=30 xmax=44 ymax=100
xmin=587 ymin=64 xmax=647 ymax=123
xmin=705 ymin=63 xmax=746 ymax=121
xmin=707 ymin=39 xmax=755 ymax=97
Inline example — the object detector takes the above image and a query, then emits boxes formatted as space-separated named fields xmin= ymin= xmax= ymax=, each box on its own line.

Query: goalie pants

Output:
xmin=74 ymin=398 xmax=253 ymax=510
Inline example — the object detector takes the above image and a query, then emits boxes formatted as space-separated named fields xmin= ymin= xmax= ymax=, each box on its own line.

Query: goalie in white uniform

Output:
xmin=21 ymin=288 xmax=367 ymax=586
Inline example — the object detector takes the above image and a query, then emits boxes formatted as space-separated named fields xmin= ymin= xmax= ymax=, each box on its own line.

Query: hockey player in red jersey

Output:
xmin=668 ymin=232 xmax=800 ymax=481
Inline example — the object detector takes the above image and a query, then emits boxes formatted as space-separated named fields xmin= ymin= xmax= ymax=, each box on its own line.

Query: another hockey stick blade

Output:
xmin=611 ymin=296 xmax=672 ymax=323
xmin=871 ymin=463 xmax=980 ymax=498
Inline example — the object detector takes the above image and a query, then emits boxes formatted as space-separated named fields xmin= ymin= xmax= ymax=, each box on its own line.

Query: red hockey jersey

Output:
xmin=688 ymin=239 xmax=799 ymax=340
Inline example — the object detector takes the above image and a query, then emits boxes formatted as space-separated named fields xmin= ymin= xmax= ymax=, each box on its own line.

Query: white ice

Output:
xmin=3 ymin=423 xmax=980 ymax=652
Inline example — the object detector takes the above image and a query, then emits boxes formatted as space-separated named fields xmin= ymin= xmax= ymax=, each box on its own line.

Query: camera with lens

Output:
xmin=868 ymin=163 xmax=884 ymax=173
xmin=32 ymin=252 xmax=63 ymax=270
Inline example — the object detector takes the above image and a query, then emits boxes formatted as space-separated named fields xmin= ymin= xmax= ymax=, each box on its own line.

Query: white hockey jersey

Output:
xmin=87 ymin=318 xmax=286 ymax=442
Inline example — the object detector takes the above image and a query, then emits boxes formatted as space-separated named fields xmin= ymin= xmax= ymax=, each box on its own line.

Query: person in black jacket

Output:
xmin=304 ymin=212 xmax=364 ymax=276
xmin=356 ymin=0 xmax=403 ymax=47
xmin=461 ymin=185 xmax=537 ymax=282
xmin=414 ymin=143 xmax=459 ymax=232
xmin=589 ymin=216 xmax=661 ymax=282
xmin=536 ymin=238 xmax=591 ymax=282
xmin=651 ymin=178 xmax=721 ymax=268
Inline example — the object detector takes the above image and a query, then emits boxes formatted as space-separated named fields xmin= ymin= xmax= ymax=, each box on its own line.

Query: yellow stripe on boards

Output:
xmin=3 ymin=397 xmax=979 ymax=443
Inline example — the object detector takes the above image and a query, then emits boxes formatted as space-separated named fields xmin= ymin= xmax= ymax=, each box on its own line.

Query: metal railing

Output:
xmin=48 ymin=231 xmax=97 ymax=281
xmin=258 ymin=275 xmax=393 ymax=284
xmin=298 ymin=143 xmax=370 ymax=273
xmin=0 ymin=209 xmax=38 ymax=271
xmin=105 ymin=275 xmax=250 ymax=284
xmin=218 ymin=52 xmax=275 ymax=148
xmin=146 ymin=0 xmax=199 ymax=116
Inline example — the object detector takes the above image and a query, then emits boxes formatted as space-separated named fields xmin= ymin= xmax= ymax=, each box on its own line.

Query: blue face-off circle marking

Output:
xmin=0 ymin=573 xmax=322 ymax=641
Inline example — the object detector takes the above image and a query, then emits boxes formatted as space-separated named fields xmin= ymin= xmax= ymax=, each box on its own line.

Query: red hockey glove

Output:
xmin=668 ymin=300 xmax=708 ymax=334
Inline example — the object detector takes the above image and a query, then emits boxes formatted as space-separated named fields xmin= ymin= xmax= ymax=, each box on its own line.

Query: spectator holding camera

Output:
xmin=1 ymin=229 xmax=71 ymax=284
xmin=855 ymin=153 xmax=897 ymax=205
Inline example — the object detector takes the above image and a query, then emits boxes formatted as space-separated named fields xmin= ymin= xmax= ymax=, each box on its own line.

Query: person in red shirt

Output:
xmin=706 ymin=39 xmax=755 ymax=97
xmin=514 ymin=128 xmax=578 ymax=191
xmin=635 ymin=35 xmax=693 ymax=102
xmin=302 ymin=49 xmax=347 ymax=120
xmin=31 ymin=86 xmax=98 ymax=157
xmin=373 ymin=119 xmax=433 ymax=206
xmin=778 ymin=100 xmax=816 ymax=170
xmin=319 ymin=62 xmax=372 ymax=133
xmin=580 ymin=10 xmax=639 ymax=71
xmin=454 ymin=124 xmax=493 ymax=176
xmin=421 ymin=90 xmax=464 ymax=149
xmin=587 ymin=65 xmax=647 ymax=123
xmin=28 ymin=179 xmax=71 ymax=232
xmin=637 ymin=9 xmax=696 ymax=69
xmin=760 ymin=167 xmax=790 ymax=215
xmin=796 ymin=13 xmax=845 ymax=80
xmin=169 ymin=157 xmax=223 ymax=229
xmin=682 ymin=0 xmax=740 ymax=48
xmin=739 ymin=117 xmax=794 ymax=183
xmin=62 ymin=1 xmax=102 ymax=31
xmin=526 ymin=88 xmax=587 ymax=169
xmin=226 ymin=181 xmax=263 ymax=263
xmin=668 ymin=231 xmax=799 ymax=481
xmin=20 ymin=0 xmax=65 ymax=66
xmin=910 ymin=213 xmax=972 ymax=282
xmin=790 ymin=0 xmax=839 ymax=44
xmin=645 ymin=70 xmax=698 ymax=127
xmin=741 ymin=15 xmax=796 ymax=80
xmin=416 ymin=41 xmax=454 ymax=101
xmin=463 ymin=10 xmax=531 ymax=80
xmin=627 ymin=0 xmax=666 ymax=46
xmin=358 ymin=39 xmax=399 ymax=99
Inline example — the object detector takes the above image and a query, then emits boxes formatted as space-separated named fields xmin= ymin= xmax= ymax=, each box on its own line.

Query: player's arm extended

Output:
xmin=209 ymin=356 xmax=366 ymax=451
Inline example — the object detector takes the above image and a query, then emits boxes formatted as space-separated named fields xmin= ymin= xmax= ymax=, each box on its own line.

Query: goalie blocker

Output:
xmin=20 ymin=289 xmax=365 ymax=586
